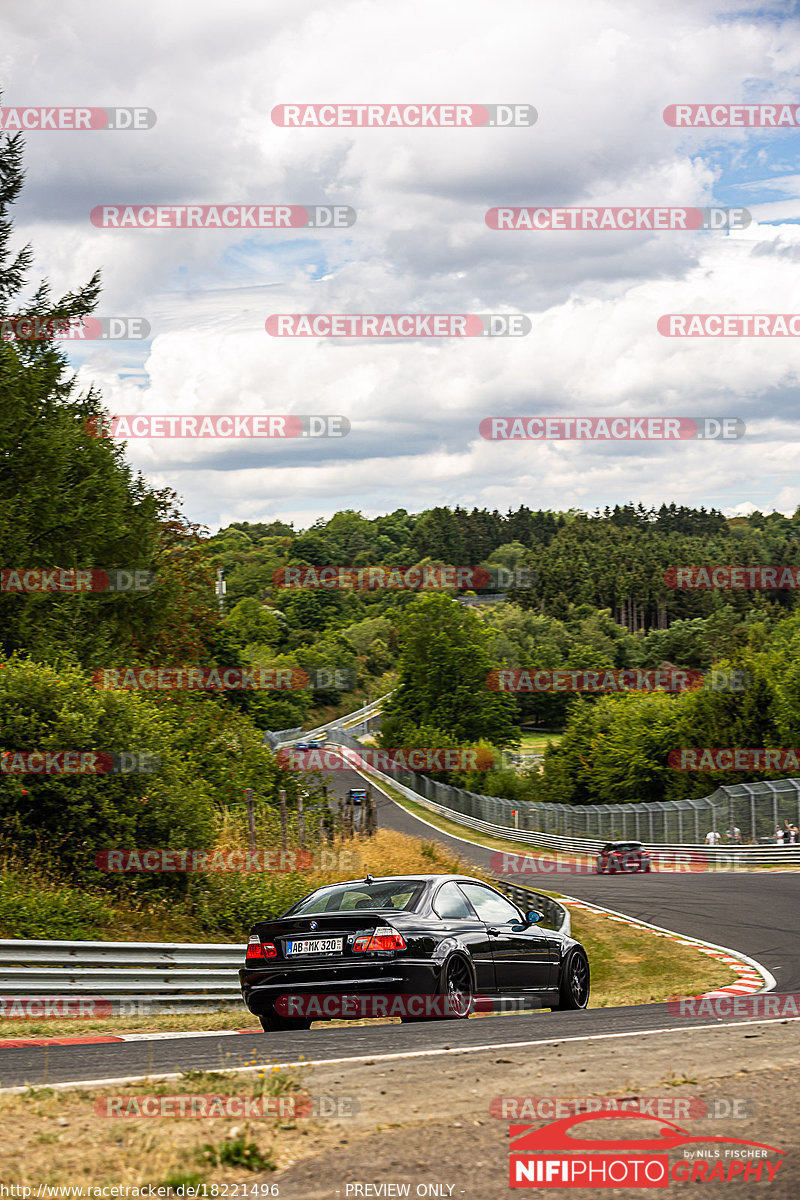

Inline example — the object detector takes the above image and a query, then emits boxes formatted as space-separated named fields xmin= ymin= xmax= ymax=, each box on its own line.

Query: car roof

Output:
xmin=310 ymin=873 xmax=490 ymax=886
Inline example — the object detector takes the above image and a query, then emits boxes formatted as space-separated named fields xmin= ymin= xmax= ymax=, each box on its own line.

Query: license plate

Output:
xmin=286 ymin=937 xmax=343 ymax=955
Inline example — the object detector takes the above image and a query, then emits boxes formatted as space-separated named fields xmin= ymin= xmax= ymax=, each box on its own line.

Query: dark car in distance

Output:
xmin=596 ymin=841 xmax=651 ymax=874
xmin=240 ymin=873 xmax=590 ymax=1031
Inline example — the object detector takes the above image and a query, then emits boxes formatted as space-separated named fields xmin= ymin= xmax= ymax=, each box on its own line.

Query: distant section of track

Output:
xmin=366 ymin=779 xmax=800 ymax=991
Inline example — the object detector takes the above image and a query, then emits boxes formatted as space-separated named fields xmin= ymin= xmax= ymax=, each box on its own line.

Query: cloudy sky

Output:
xmin=4 ymin=0 xmax=800 ymax=531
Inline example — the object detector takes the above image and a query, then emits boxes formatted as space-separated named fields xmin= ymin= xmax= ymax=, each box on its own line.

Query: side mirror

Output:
xmin=511 ymin=910 xmax=544 ymax=932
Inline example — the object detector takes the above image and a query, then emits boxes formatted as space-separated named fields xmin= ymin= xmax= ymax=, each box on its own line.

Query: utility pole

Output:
xmin=279 ymin=788 xmax=288 ymax=850
xmin=245 ymin=788 xmax=256 ymax=853
xmin=297 ymin=791 xmax=305 ymax=849
xmin=366 ymin=782 xmax=376 ymax=837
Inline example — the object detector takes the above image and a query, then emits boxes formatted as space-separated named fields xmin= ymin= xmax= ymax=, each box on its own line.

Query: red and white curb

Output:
xmin=0 ymin=1028 xmax=254 ymax=1048
xmin=560 ymin=895 xmax=775 ymax=997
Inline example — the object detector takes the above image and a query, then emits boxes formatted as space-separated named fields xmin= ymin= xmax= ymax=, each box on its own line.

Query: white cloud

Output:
xmin=5 ymin=0 xmax=800 ymax=527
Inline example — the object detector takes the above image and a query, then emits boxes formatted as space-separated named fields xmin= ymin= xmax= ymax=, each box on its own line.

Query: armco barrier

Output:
xmin=328 ymin=730 xmax=800 ymax=864
xmin=0 ymin=940 xmax=245 ymax=1011
xmin=0 ymin=879 xmax=562 ymax=1010
xmin=266 ymin=695 xmax=389 ymax=751
xmin=263 ymin=725 xmax=302 ymax=749
xmin=495 ymin=884 xmax=570 ymax=935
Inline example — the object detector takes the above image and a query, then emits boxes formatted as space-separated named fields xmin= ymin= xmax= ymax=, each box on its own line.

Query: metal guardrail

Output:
xmin=263 ymin=726 xmax=302 ymax=749
xmin=265 ymin=695 xmax=389 ymax=752
xmin=0 ymin=940 xmax=245 ymax=1010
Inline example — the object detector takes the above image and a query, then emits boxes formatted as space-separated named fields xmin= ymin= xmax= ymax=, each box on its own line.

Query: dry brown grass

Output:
xmin=0 ymin=829 xmax=486 ymax=1039
xmin=0 ymin=1065 xmax=344 ymax=1189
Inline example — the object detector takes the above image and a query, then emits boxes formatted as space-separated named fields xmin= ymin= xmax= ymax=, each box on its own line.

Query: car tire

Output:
xmin=258 ymin=1013 xmax=312 ymax=1032
xmin=401 ymin=955 xmax=474 ymax=1022
xmin=551 ymin=949 xmax=590 ymax=1011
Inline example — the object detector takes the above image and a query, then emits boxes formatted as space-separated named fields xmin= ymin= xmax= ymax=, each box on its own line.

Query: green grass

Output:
xmin=0 ymin=867 xmax=117 ymax=939
xmin=569 ymin=905 xmax=736 ymax=1007
xmin=518 ymin=731 xmax=563 ymax=750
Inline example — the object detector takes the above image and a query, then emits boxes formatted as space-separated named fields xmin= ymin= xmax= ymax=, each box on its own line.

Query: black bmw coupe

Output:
xmin=240 ymin=873 xmax=590 ymax=1031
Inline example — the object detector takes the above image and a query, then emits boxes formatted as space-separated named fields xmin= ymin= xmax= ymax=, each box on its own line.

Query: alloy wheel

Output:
xmin=445 ymin=957 xmax=473 ymax=1018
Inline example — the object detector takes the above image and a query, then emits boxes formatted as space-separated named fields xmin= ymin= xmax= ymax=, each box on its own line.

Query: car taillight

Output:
xmin=352 ymin=927 xmax=407 ymax=952
xmin=246 ymin=936 xmax=277 ymax=960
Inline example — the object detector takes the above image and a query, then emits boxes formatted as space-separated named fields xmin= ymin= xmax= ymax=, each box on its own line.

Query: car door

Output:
xmin=431 ymin=880 xmax=497 ymax=993
xmin=458 ymin=882 xmax=554 ymax=991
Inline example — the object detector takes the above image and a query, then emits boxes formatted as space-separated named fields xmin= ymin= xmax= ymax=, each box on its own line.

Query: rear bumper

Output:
xmin=239 ymin=958 xmax=439 ymax=1015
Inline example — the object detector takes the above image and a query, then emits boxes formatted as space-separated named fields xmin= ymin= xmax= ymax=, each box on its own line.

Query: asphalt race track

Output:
xmin=1 ymin=1000 xmax=795 ymax=1090
xmin=1 ymin=763 xmax=798 ymax=1090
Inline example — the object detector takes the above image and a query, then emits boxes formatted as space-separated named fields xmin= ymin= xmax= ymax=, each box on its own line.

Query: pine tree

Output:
xmin=0 ymin=113 xmax=216 ymax=667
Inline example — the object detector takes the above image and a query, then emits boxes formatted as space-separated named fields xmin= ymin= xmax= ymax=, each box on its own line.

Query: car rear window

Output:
xmin=287 ymin=880 xmax=426 ymax=915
